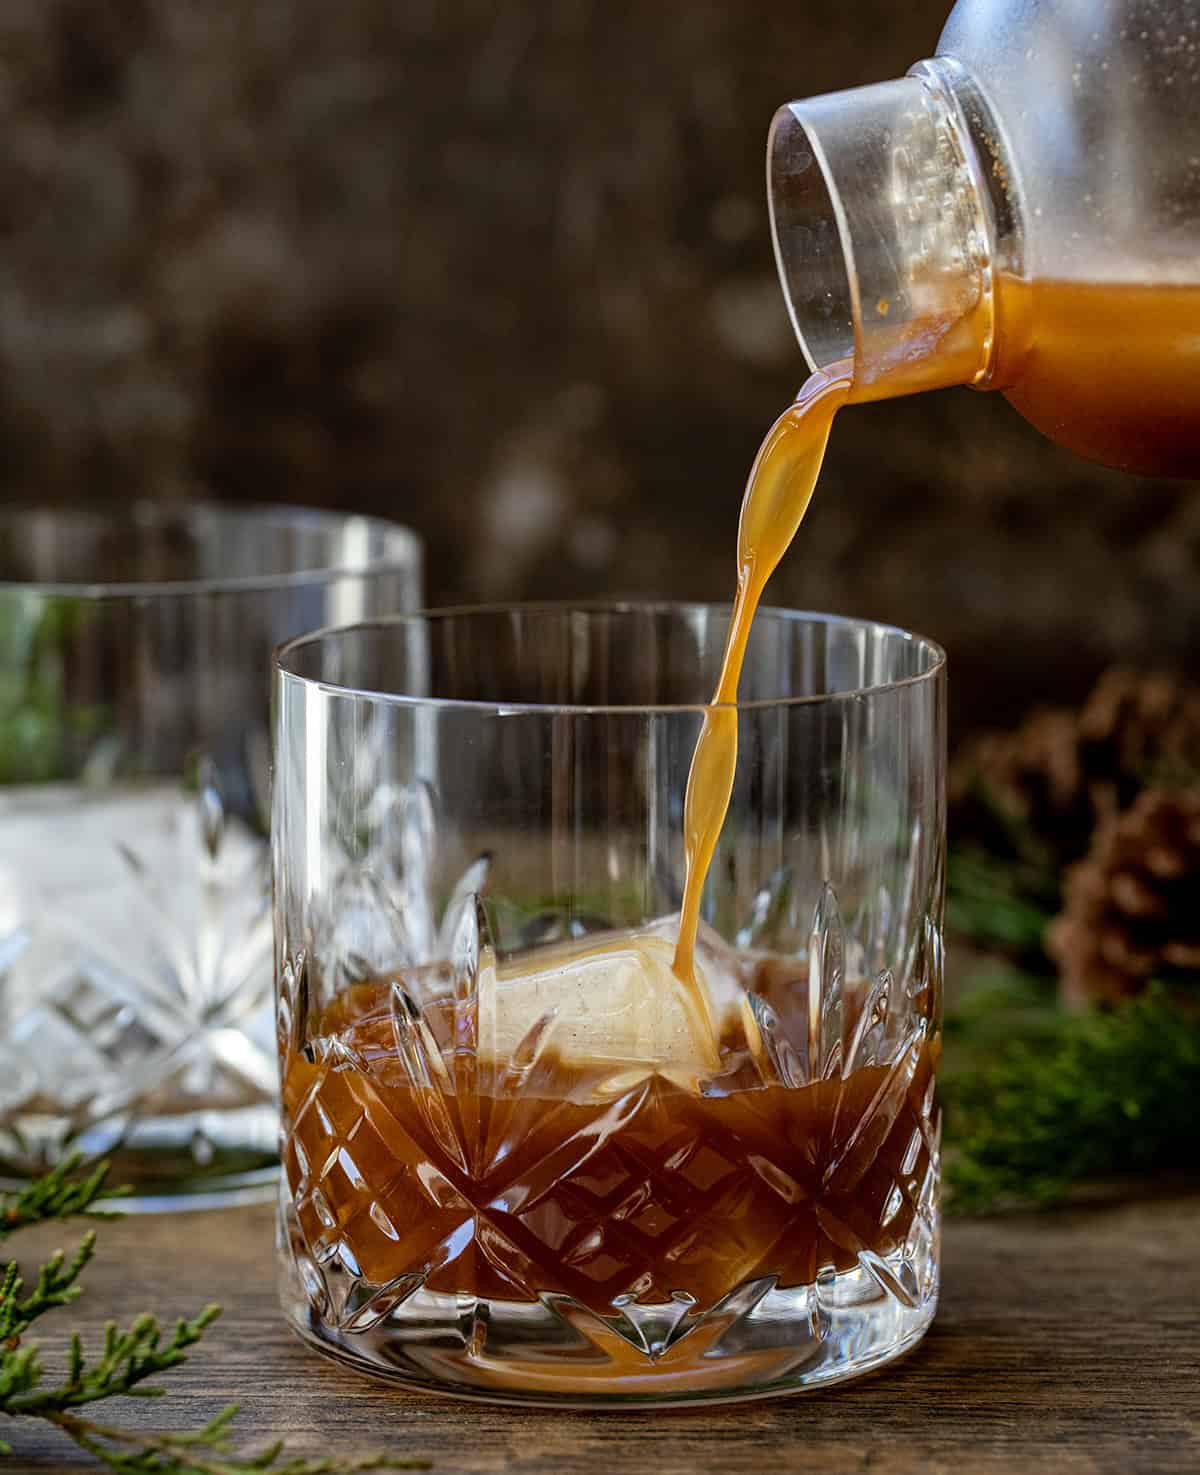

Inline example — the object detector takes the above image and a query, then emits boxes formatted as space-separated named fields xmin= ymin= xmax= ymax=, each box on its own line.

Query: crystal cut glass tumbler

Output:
xmin=0 ymin=502 xmax=421 ymax=1207
xmin=274 ymin=603 xmax=945 ymax=1405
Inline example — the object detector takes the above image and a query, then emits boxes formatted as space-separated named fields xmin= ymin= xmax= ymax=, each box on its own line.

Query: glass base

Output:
xmin=280 ymin=1254 xmax=937 ymax=1408
xmin=0 ymin=1105 xmax=279 ymax=1213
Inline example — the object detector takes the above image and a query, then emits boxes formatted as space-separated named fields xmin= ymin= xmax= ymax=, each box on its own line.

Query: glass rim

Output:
xmin=0 ymin=500 xmax=421 ymax=600
xmin=274 ymin=600 xmax=947 ymax=715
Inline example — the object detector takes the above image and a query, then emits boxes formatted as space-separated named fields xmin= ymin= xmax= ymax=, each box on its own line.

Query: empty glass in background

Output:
xmin=0 ymin=502 xmax=421 ymax=1208
xmin=273 ymin=602 xmax=946 ymax=1406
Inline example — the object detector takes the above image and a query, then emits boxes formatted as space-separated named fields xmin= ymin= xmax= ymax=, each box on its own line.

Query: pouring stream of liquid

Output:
xmin=673 ymin=363 xmax=852 ymax=993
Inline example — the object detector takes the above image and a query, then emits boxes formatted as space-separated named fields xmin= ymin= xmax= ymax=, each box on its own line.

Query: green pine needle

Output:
xmin=0 ymin=1159 xmax=428 ymax=1473
xmin=0 ymin=1153 xmax=129 ymax=1240
xmin=946 ymin=847 xmax=1059 ymax=956
xmin=943 ymin=982 xmax=1200 ymax=1212
xmin=43 ymin=1407 xmax=432 ymax=1474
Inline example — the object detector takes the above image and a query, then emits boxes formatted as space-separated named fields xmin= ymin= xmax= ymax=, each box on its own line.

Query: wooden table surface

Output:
xmin=9 ymin=1193 xmax=1198 ymax=1475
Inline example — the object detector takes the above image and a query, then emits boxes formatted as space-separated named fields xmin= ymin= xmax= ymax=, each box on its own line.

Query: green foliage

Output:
xmin=44 ymin=1405 xmax=420 ymax=1474
xmin=943 ymin=981 xmax=1200 ymax=1212
xmin=941 ymin=962 xmax=1062 ymax=1072
xmin=0 ymin=1153 xmax=128 ymax=1240
xmin=0 ymin=1231 xmax=97 ymax=1355
xmin=0 ymin=1161 xmax=428 ymax=1473
xmin=946 ymin=772 xmax=1065 ymax=959
xmin=946 ymin=848 xmax=1059 ymax=955
xmin=0 ymin=595 xmax=106 ymax=784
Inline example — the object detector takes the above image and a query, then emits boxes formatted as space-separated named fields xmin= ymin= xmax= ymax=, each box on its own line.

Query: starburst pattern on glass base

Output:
xmin=277 ymin=838 xmax=941 ymax=1403
xmin=0 ymin=770 xmax=275 ymax=1192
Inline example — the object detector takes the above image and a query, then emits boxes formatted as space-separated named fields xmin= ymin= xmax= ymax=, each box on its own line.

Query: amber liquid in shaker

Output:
xmin=1000 ymin=279 xmax=1200 ymax=477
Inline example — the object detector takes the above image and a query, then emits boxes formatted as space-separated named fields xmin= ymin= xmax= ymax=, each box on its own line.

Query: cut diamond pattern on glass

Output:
xmin=279 ymin=868 xmax=941 ymax=1373
xmin=273 ymin=603 xmax=944 ymax=1401
xmin=0 ymin=774 xmax=274 ymax=1176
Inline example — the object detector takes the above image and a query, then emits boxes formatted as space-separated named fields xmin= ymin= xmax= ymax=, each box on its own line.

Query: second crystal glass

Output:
xmin=0 ymin=502 xmax=421 ymax=1206
xmin=274 ymin=602 xmax=945 ymax=1405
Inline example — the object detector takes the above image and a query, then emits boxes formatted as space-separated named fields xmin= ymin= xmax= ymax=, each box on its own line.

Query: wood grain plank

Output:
xmin=6 ymin=1196 xmax=1198 ymax=1475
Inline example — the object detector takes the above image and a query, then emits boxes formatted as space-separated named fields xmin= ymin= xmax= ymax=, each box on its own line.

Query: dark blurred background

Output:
xmin=2 ymin=0 xmax=1198 ymax=739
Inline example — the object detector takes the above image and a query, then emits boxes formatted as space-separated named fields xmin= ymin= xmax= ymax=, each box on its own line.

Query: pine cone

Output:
xmin=950 ymin=669 xmax=1200 ymax=868
xmin=949 ymin=707 xmax=1095 ymax=867
xmin=1077 ymin=668 xmax=1200 ymax=812
xmin=1048 ymin=788 xmax=1200 ymax=1008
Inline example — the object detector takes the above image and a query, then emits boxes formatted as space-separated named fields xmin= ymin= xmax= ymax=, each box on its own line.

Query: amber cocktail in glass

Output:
xmin=273 ymin=603 xmax=945 ymax=1405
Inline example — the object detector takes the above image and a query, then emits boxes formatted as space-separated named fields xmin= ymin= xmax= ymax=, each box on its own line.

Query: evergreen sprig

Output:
xmin=36 ymin=1406 xmax=417 ymax=1474
xmin=945 ymin=847 xmax=1059 ymax=956
xmin=0 ymin=1161 xmax=428 ymax=1473
xmin=943 ymin=980 xmax=1200 ymax=1212
xmin=0 ymin=1153 xmax=128 ymax=1240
